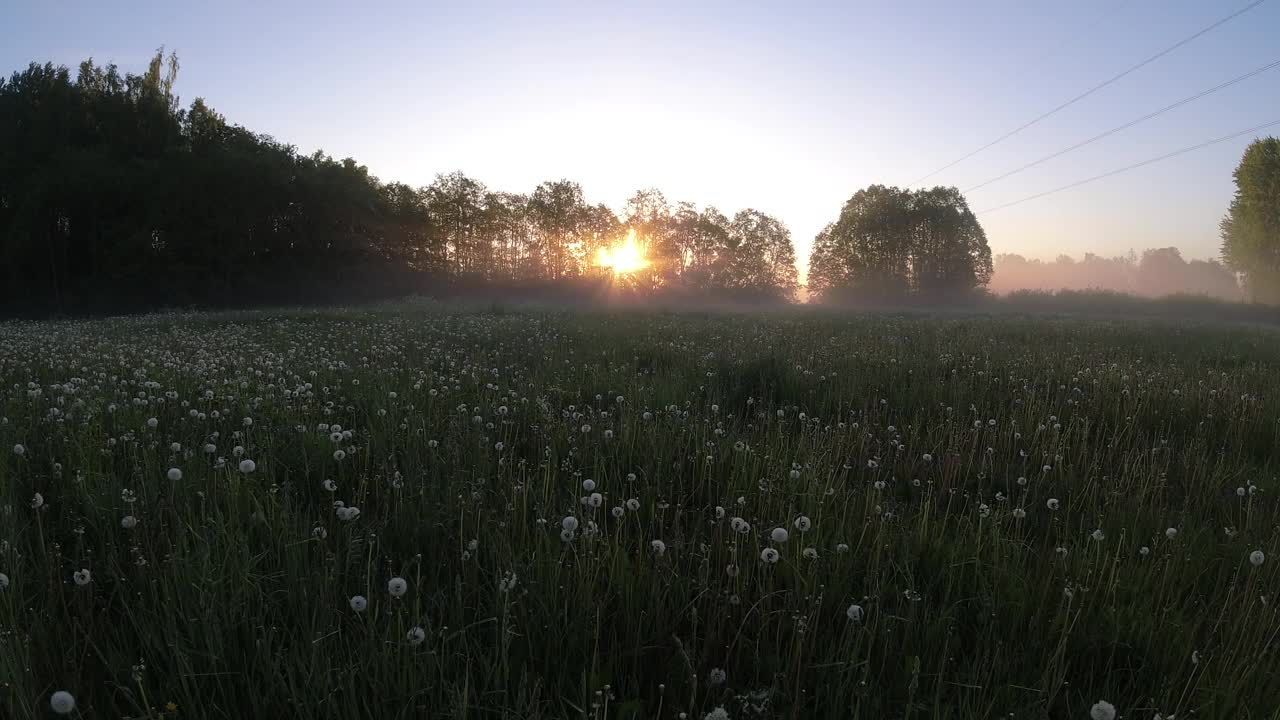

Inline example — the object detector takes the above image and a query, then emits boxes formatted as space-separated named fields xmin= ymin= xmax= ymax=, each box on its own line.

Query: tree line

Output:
xmin=0 ymin=51 xmax=798 ymax=312
xmin=2 ymin=50 xmax=1276 ymax=313
xmin=989 ymin=248 xmax=1242 ymax=300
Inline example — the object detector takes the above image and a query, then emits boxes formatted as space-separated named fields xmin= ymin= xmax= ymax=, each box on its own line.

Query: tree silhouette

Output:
xmin=808 ymin=185 xmax=991 ymax=302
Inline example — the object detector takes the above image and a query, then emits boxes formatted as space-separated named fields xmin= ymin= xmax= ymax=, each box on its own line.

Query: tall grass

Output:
xmin=0 ymin=307 xmax=1277 ymax=719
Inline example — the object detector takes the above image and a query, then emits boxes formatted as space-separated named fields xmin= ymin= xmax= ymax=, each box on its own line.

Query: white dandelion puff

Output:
xmin=73 ymin=569 xmax=92 ymax=586
xmin=846 ymin=604 xmax=864 ymax=622
xmin=407 ymin=626 xmax=426 ymax=645
xmin=760 ymin=548 xmax=780 ymax=564
xmin=387 ymin=577 xmax=408 ymax=598
xmin=349 ymin=595 xmax=368 ymax=612
xmin=1089 ymin=700 xmax=1116 ymax=720
xmin=238 ymin=459 xmax=256 ymax=474
xmin=1250 ymin=550 xmax=1265 ymax=566
xmin=50 ymin=691 xmax=76 ymax=715
xmin=771 ymin=527 xmax=789 ymax=543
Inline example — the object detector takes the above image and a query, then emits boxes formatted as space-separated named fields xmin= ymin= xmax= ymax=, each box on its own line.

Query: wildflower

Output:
xmin=704 ymin=707 xmax=729 ymax=720
xmin=1012 ymin=507 xmax=1026 ymax=519
xmin=582 ymin=479 xmax=596 ymax=491
xmin=121 ymin=515 xmax=138 ymax=529
xmin=611 ymin=506 xmax=624 ymax=518
xmin=725 ymin=564 xmax=739 ymax=577
xmin=802 ymin=547 xmax=818 ymax=560
xmin=715 ymin=506 xmax=725 ymax=519
xmin=1166 ymin=527 xmax=1178 ymax=540
xmin=312 ymin=526 xmax=327 ymax=539
xmin=323 ymin=479 xmax=337 ymax=492
xmin=561 ymin=516 xmax=578 ymax=532
xmin=349 ymin=595 xmax=368 ymax=612
xmin=1089 ymin=700 xmax=1116 ymax=720
xmin=239 ymin=459 xmax=256 ymax=474
xmin=498 ymin=572 xmax=518 ymax=592
xmin=1046 ymin=498 xmax=1060 ymax=511
xmin=760 ymin=548 xmax=780 ymax=563
xmin=12 ymin=443 xmax=25 ymax=456
xmin=1092 ymin=529 xmax=1105 ymax=542
xmin=73 ymin=569 xmax=92 ymax=586
xmin=873 ymin=480 xmax=886 ymax=491
xmin=334 ymin=449 xmax=346 ymax=461
xmin=708 ymin=667 xmax=727 ymax=685
xmin=388 ymin=577 xmax=408 ymax=598
xmin=789 ymin=469 xmax=801 ymax=480
xmin=794 ymin=515 xmax=812 ymax=532
xmin=0 ymin=573 xmax=9 ymax=590
xmin=30 ymin=493 xmax=43 ymax=509
xmin=651 ymin=540 xmax=667 ymax=556
xmin=836 ymin=543 xmax=850 ymax=553
xmin=1250 ymin=550 xmax=1266 ymax=566
xmin=560 ymin=528 xmax=575 ymax=542
xmin=167 ymin=467 xmax=182 ymax=481
xmin=587 ymin=493 xmax=603 ymax=508
xmin=50 ymin=691 xmax=76 ymax=715
xmin=846 ymin=604 xmax=864 ymax=622
xmin=626 ymin=498 xmax=641 ymax=512
xmin=730 ymin=517 xmax=750 ymax=534
xmin=204 ymin=443 xmax=216 ymax=453
xmin=1139 ymin=546 xmax=1150 ymax=556
xmin=146 ymin=417 xmax=158 ymax=429
xmin=771 ymin=527 xmax=789 ymax=543
xmin=407 ymin=626 xmax=426 ymax=645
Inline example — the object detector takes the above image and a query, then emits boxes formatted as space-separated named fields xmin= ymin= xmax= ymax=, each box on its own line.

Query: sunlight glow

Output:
xmin=595 ymin=228 xmax=650 ymax=275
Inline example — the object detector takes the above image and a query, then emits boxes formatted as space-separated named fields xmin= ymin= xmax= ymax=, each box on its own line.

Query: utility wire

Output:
xmin=976 ymin=119 xmax=1280 ymax=214
xmin=965 ymin=58 xmax=1280 ymax=193
xmin=907 ymin=0 xmax=1269 ymax=187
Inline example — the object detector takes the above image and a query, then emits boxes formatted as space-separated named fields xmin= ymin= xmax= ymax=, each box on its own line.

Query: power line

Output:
xmin=907 ymin=0 xmax=1269 ymax=187
xmin=965 ymin=58 xmax=1280 ymax=193
xmin=976 ymin=119 xmax=1280 ymax=214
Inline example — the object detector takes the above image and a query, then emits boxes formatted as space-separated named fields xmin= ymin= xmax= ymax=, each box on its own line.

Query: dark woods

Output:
xmin=0 ymin=51 xmax=800 ymax=315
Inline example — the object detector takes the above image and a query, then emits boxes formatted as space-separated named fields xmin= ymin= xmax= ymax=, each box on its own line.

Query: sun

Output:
xmin=595 ymin=228 xmax=650 ymax=275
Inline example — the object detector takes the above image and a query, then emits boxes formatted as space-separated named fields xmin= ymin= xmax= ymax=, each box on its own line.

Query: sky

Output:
xmin=6 ymin=0 xmax=1280 ymax=281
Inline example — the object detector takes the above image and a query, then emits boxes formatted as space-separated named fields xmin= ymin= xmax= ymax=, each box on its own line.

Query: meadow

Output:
xmin=1 ymin=302 xmax=1277 ymax=720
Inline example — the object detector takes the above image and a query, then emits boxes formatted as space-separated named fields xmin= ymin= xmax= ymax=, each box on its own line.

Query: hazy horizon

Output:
xmin=8 ymin=0 xmax=1279 ymax=284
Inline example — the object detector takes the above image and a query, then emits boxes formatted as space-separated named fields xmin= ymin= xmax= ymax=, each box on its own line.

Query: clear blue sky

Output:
xmin=7 ymin=0 xmax=1279 ymax=279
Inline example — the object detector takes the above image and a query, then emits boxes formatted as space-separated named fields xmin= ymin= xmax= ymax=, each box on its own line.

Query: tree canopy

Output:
xmin=0 ymin=51 xmax=800 ymax=312
xmin=808 ymin=185 xmax=993 ymax=302
xmin=1220 ymin=137 xmax=1280 ymax=304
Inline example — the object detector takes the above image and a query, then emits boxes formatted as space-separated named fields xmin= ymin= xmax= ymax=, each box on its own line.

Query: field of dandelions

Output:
xmin=1 ymin=302 xmax=1278 ymax=720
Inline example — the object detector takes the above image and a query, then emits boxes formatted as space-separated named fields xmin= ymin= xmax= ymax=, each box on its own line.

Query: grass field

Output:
xmin=1 ymin=302 xmax=1278 ymax=719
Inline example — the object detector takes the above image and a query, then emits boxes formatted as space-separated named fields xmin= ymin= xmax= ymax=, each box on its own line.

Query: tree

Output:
xmin=724 ymin=209 xmax=799 ymax=299
xmin=1221 ymin=137 xmax=1280 ymax=304
xmin=808 ymin=185 xmax=991 ymax=302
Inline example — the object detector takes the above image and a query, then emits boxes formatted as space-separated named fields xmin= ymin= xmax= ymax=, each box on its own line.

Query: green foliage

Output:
xmin=1 ymin=306 xmax=1278 ymax=719
xmin=808 ymin=185 xmax=993 ymax=303
xmin=1220 ymin=137 xmax=1280 ymax=304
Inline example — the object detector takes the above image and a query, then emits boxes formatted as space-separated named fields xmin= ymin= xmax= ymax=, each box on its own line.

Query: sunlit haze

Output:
xmin=9 ymin=0 xmax=1279 ymax=283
